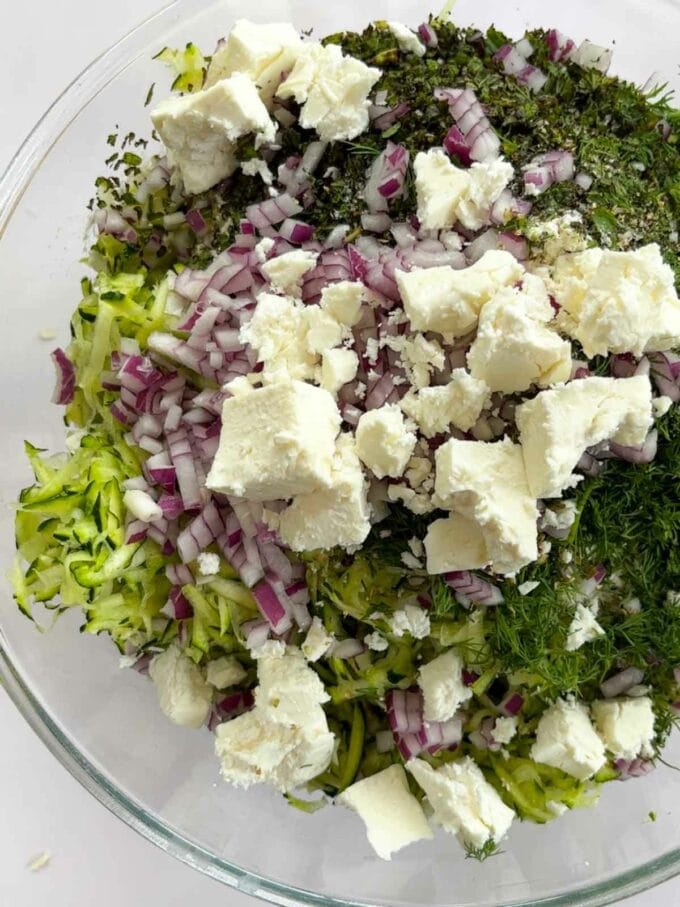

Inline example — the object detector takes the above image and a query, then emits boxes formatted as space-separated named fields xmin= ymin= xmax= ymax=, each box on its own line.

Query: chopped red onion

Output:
xmin=167 ymin=428 xmax=201 ymax=509
xmin=241 ymin=618 xmax=270 ymax=650
xmin=417 ymin=22 xmax=438 ymax=47
xmin=615 ymin=757 xmax=655 ymax=781
xmin=523 ymin=150 xmax=575 ymax=196
xmin=252 ymin=579 xmax=293 ymax=634
xmin=546 ymin=29 xmax=576 ymax=62
xmin=464 ymin=229 xmax=499 ymax=263
xmin=648 ymin=351 xmax=680 ymax=402
xmin=50 ymin=348 xmax=76 ymax=405
xmin=209 ymin=690 xmax=255 ymax=731
xmin=361 ymin=212 xmax=392 ymax=233
xmin=609 ymin=430 xmax=658 ymax=465
xmin=435 ymin=87 xmax=501 ymax=163
xmin=372 ymin=102 xmax=411 ymax=132
xmin=186 ymin=209 xmax=207 ymax=234
xmin=600 ymin=667 xmax=645 ymax=699
xmin=168 ymin=586 xmax=193 ymax=620
xmin=363 ymin=141 xmax=409 ymax=214
xmin=278 ymin=218 xmax=315 ymax=244
xmin=245 ymin=193 xmax=302 ymax=230
xmin=386 ymin=689 xmax=424 ymax=734
xmin=443 ymin=571 xmax=504 ymax=606
xmin=494 ymin=43 xmax=547 ymax=92
xmin=498 ymin=231 xmax=529 ymax=261
xmin=499 ymin=692 xmax=524 ymax=717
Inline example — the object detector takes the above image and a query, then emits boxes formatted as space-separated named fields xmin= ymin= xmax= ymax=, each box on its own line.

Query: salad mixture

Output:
xmin=12 ymin=14 xmax=680 ymax=861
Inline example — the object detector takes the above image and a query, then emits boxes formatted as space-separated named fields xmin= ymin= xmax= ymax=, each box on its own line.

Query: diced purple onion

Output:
xmin=499 ymin=692 xmax=524 ymax=717
xmin=443 ymin=571 xmax=504 ymax=606
xmin=615 ymin=757 xmax=655 ymax=781
xmin=50 ymin=348 xmax=76 ymax=405
xmin=417 ymin=22 xmax=438 ymax=47
xmin=435 ymin=86 xmax=501 ymax=164
xmin=252 ymin=579 xmax=293 ymax=634
xmin=600 ymin=667 xmax=645 ymax=699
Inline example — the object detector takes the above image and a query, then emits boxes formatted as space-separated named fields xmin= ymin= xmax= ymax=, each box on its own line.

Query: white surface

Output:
xmin=0 ymin=2 xmax=676 ymax=905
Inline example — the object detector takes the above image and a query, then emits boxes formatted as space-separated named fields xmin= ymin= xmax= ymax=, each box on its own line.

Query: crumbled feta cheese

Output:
xmin=38 ymin=327 xmax=57 ymax=341
xmin=338 ymin=764 xmax=433 ymax=860
xmin=525 ymin=212 xmax=586 ymax=262
xmin=320 ymin=280 xmax=364 ymax=326
xmin=653 ymin=395 xmax=673 ymax=418
xmin=406 ymin=456 xmax=433 ymax=489
xmin=278 ymin=434 xmax=371 ymax=551
xmin=551 ymin=244 xmax=680 ymax=357
xmin=320 ymin=347 xmax=359 ymax=395
xmin=408 ymin=536 xmax=424 ymax=558
xmin=302 ymin=616 xmax=334 ymax=662
xmin=151 ymin=74 xmax=276 ymax=194
xmin=424 ymin=513 xmax=488 ymax=574
xmin=546 ymin=800 xmax=568 ymax=817
xmin=27 ymin=852 xmax=51 ymax=872
xmin=531 ymin=699 xmax=606 ymax=780
xmin=407 ymin=757 xmax=514 ymax=848
xmin=241 ymin=157 xmax=273 ymax=184
xmin=355 ymin=404 xmax=417 ymax=479
xmin=277 ymin=43 xmax=380 ymax=141
xmin=434 ymin=437 xmax=538 ymax=575
xmin=493 ymin=716 xmax=518 ymax=745
xmin=387 ymin=483 xmax=435 ymax=515
xmin=540 ymin=500 xmax=577 ymax=538
xmin=413 ymin=148 xmax=514 ymax=231
xmin=401 ymin=369 xmax=491 ymax=436
xmin=565 ymin=602 xmax=605 ymax=651
xmin=205 ymin=20 xmax=302 ymax=100
xmin=364 ymin=631 xmax=389 ymax=652
xmin=205 ymin=655 xmax=247 ymax=689
xmin=418 ymin=649 xmax=472 ymax=722
xmin=239 ymin=294 xmax=316 ymax=380
xmin=206 ymin=380 xmax=340 ymax=500
xmin=250 ymin=639 xmax=285 ymax=660
xmin=467 ymin=275 xmax=572 ymax=393
xmin=149 ymin=644 xmax=213 ymax=728
xmin=123 ymin=488 xmax=162 ymax=523
xmin=518 ymin=580 xmax=540 ymax=595
xmin=516 ymin=376 xmax=653 ymax=499
xmin=261 ymin=250 xmax=318 ymax=296
xmin=591 ymin=697 xmax=655 ymax=760
xmin=386 ymin=21 xmax=426 ymax=56
xmin=382 ymin=334 xmax=445 ymax=389
xmin=254 ymin=236 xmax=275 ymax=263
xmin=215 ymin=648 xmax=334 ymax=792
xmin=390 ymin=603 xmax=431 ymax=640
xmin=197 ymin=552 xmax=220 ymax=576
xmin=401 ymin=551 xmax=422 ymax=570
xmin=304 ymin=306 xmax=346 ymax=354
xmin=395 ymin=250 xmax=524 ymax=336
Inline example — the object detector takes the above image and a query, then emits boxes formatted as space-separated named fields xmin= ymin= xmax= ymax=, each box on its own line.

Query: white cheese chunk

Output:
xmin=467 ymin=274 xmax=572 ymax=393
xmin=205 ymin=655 xmax=247 ymax=689
xmin=355 ymin=404 xmax=417 ymax=479
xmin=206 ymin=380 xmax=340 ymax=500
xmin=382 ymin=334 xmax=446 ymax=389
xmin=516 ymin=375 xmax=653 ymax=499
xmin=551 ymin=244 xmax=680 ymax=357
xmin=240 ymin=294 xmax=315 ymax=381
xmin=401 ymin=369 xmax=491 ymax=436
xmin=565 ymin=602 xmax=605 ymax=651
xmin=395 ymin=250 xmax=524 ymax=336
xmin=364 ymin=631 xmax=389 ymax=652
xmin=278 ymin=434 xmax=371 ymax=551
xmin=123 ymin=488 xmax=162 ymax=523
xmin=320 ymin=280 xmax=364 ymax=326
xmin=591 ymin=697 xmax=655 ymax=760
xmin=418 ymin=649 xmax=472 ymax=722
xmin=261 ymin=250 xmax=318 ymax=296
xmin=241 ymin=157 xmax=273 ymax=184
xmin=407 ymin=757 xmax=514 ymax=849
xmin=337 ymin=764 xmax=433 ymax=860
xmin=531 ymin=699 xmax=606 ymax=780
xmin=390 ymin=603 xmax=431 ymax=640
xmin=197 ymin=552 xmax=220 ymax=576
xmin=215 ymin=648 xmax=334 ymax=792
xmin=301 ymin=617 xmax=334 ymax=662
xmin=386 ymin=21 xmax=426 ymax=57
xmin=149 ymin=644 xmax=213 ymax=728
xmin=205 ymin=20 xmax=302 ymax=102
xmin=277 ymin=43 xmax=380 ymax=142
xmin=320 ymin=348 xmax=359 ymax=395
xmin=493 ymin=716 xmax=518 ymax=745
xmin=653 ymin=395 xmax=673 ymax=418
xmin=434 ymin=437 xmax=538 ymax=575
xmin=413 ymin=148 xmax=514 ymax=231
xmin=151 ymin=74 xmax=276 ymax=194
xmin=424 ymin=513 xmax=489 ymax=574
xmin=304 ymin=307 xmax=346 ymax=355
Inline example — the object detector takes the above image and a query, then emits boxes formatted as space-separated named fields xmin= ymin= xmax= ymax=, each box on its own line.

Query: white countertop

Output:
xmin=1 ymin=2 xmax=676 ymax=905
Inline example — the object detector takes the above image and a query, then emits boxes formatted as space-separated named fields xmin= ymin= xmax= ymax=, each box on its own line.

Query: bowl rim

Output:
xmin=1 ymin=2 xmax=679 ymax=904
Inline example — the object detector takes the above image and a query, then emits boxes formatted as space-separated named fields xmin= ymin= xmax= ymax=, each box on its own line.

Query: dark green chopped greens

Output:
xmin=11 ymin=16 xmax=680 ymax=852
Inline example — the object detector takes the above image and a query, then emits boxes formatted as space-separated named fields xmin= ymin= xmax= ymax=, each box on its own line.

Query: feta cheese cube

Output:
xmin=386 ymin=21 xmax=426 ymax=56
xmin=206 ymin=380 xmax=340 ymax=500
xmin=197 ymin=551 xmax=220 ymax=576
xmin=278 ymin=434 xmax=371 ymax=550
xmin=382 ymin=334 xmax=446 ymax=389
xmin=123 ymin=488 xmax=162 ymax=523
xmin=407 ymin=757 xmax=514 ymax=848
xmin=467 ymin=275 xmax=572 ymax=393
xmin=241 ymin=157 xmax=273 ymax=184
xmin=262 ymin=250 xmax=318 ymax=296
xmin=215 ymin=648 xmax=334 ymax=792
xmin=653 ymin=395 xmax=673 ymax=418
xmin=277 ymin=44 xmax=380 ymax=141
xmin=356 ymin=404 xmax=417 ymax=479
xmin=434 ymin=437 xmax=538 ymax=575
xmin=591 ymin=697 xmax=655 ymax=760
xmin=337 ymin=764 xmax=433 ymax=860
xmin=418 ymin=649 xmax=472 ymax=722
xmin=401 ymin=369 xmax=491 ymax=436
xmin=395 ymin=250 xmax=524 ymax=336
xmin=320 ymin=348 xmax=359 ymax=395
xmin=531 ymin=698 xmax=606 ymax=780
xmin=302 ymin=617 xmax=334 ymax=662
xmin=205 ymin=20 xmax=302 ymax=102
xmin=320 ymin=280 xmax=364 ymax=326
xmin=551 ymin=244 xmax=680 ymax=357
xmin=149 ymin=644 xmax=213 ymax=728
xmin=516 ymin=376 xmax=653 ymax=499
xmin=390 ymin=603 xmax=431 ymax=640
xmin=304 ymin=307 xmax=346 ymax=355
xmin=364 ymin=631 xmax=389 ymax=652
xmin=205 ymin=655 xmax=247 ymax=689
xmin=413 ymin=148 xmax=514 ymax=231
xmin=424 ymin=513 xmax=489 ymax=574
xmin=151 ymin=74 xmax=276 ymax=194
xmin=493 ymin=716 xmax=518 ymax=745
xmin=565 ymin=602 xmax=605 ymax=651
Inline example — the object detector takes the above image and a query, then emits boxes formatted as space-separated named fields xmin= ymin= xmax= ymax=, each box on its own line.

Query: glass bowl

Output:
xmin=1 ymin=1 xmax=679 ymax=904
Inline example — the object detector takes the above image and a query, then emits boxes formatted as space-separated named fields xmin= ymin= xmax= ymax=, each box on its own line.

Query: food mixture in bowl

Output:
xmin=12 ymin=14 xmax=680 ymax=862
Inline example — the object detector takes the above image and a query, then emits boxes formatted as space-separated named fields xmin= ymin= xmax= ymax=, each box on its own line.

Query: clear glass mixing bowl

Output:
xmin=1 ymin=0 xmax=679 ymax=903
